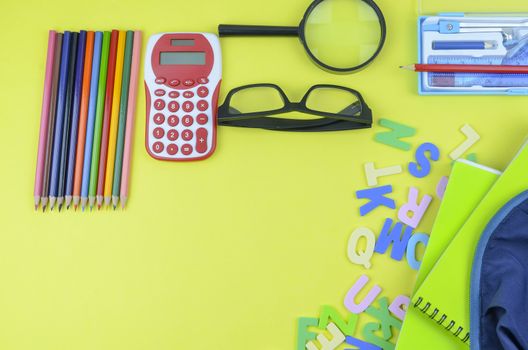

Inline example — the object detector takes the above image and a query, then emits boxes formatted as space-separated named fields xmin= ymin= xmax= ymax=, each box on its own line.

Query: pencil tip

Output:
xmin=58 ymin=204 xmax=62 ymax=212
xmin=35 ymin=204 xmax=38 ymax=211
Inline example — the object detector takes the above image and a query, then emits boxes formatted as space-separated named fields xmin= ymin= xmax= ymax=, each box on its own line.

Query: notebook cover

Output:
xmin=411 ymin=140 xmax=528 ymax=346
xmin=396 ymin=160 xmax=500 ymax=350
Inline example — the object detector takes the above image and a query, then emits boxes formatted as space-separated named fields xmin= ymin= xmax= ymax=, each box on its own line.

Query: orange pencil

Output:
xmin=72 ymin=31 xmax=95 ymax=209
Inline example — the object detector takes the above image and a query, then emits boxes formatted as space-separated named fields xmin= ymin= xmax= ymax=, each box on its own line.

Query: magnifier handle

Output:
xmin=218 ymin=24 xmax=299 ymax=37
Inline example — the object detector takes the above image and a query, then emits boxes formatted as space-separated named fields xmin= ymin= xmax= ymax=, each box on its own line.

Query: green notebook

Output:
xmin=396 ymin=160 xmax=500 ymax=350
xmin=411 ymin=140 xmax=528 ymax=346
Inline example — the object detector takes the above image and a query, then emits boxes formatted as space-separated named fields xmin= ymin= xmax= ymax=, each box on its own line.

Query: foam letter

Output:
xmin=347 ymin=227 xmax=376 ymax=269
xmin=319 ymin=306 xmax=359 ymax=336
xmin=298 ymin=318 xmax=319 ymax=350
xmin=362 ymin=323 xmax=395 ymax=350
xmin=306 ymin=322 xmax=345 ymax=350
xmin=389 ymin=295 xmax=410 ymax=321
xmin=345 ymin=336 xmax=382 ymax=350
xmin=408 ymin=142 xmax=440 ymax=178
xmin=406 ymin=233 xmax=429 ymax=270
xmin=356 ymin=185 xmax=396 ymax=216
xmin=365 ymin=297 xmax=402 ymax=339
xmin=344 ymin=275 xmax=382 ymax=314
xmin=449 ymin=124 xmax=480 ymax=160
xmin=364 ymin=162 xmax=403 ymax=187
xmin=374 ymin=119 xmax=417 ymax=151
xmin=436 ymin=176 xmax=449 ymax=199
xmin=397 ymin=187 xmax=433 ymax=229
xmin=374 ymin=219 xmax=413 ymax=261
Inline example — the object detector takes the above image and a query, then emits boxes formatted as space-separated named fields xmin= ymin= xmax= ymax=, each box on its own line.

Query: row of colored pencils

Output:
xmin=33 ymin=30 xmax=142 ymax=211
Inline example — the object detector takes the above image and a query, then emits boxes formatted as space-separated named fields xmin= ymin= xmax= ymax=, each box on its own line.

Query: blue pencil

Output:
xmin=48 ymin=31 xmax=72 ymax=210
xmin=65 ymin=31 xmax=86 ymax=209
xmin=81 ymin=32 xmax=103 ymax=211
xmin=56 ymin=32 xmax=78 ymax=211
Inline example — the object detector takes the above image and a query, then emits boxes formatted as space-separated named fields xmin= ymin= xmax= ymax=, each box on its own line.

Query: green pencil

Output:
xmin=111 ymin=31 xmax=134 ymax=209
xmin=88 ymin=31 xmax=111 ymax=210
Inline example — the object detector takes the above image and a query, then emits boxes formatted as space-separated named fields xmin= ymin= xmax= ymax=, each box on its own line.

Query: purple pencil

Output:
xmin=34 ymin=30 xmax=57 ymax=210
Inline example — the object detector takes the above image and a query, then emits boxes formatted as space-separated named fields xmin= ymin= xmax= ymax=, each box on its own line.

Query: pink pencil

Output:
xmin=34 ymin=30 xmax=57 ymax=210
xmin=120 ymin=31 xmax=141 ymax=209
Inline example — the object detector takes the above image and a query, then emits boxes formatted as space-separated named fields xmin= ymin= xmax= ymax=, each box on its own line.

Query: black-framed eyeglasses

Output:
xmin=217 ymin=84 xmax=372 ymax=132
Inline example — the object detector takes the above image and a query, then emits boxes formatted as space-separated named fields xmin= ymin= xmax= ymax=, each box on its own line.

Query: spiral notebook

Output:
xmin=396 ymin=160 xmax=500 ymax=350
xmin=411 ymin=139 xmax=528 ymax=346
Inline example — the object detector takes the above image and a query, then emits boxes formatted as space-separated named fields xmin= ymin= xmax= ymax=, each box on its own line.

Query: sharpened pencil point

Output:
xmin=42 ymin=205 xmax=47 ymax=212
xmin=35 ymin=204 xmax=38 ymax=211
xmin=74 ymin=204 xmax=78 ymax=211
xmin=58 ymin=204 xmax=63 ymax=212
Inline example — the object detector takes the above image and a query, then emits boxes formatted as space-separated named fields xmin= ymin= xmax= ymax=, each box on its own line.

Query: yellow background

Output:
xmin=1 ymin=0 xmax=528 ymax=349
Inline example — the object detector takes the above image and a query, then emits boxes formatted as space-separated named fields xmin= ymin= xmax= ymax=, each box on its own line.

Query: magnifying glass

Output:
xmin=218 ymin=0 xmax=386 ymax=73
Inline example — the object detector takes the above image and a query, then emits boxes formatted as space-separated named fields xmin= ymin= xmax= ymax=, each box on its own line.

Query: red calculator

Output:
xmin=144 ymin=33 xmax=221 ymax=161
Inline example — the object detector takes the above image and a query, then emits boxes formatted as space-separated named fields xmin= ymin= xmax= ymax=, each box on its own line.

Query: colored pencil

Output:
xmin=41 ymin=33 xmax=63 ymax=211
xmin=49 ymin=31 xmax=72 ymax=210
xmin=65 ymin=31 xmax=86 ymax=209
xmin=96 ymin=30 xmax=119 ymax=209
xmin=120 ymin=31 xmax=142 ymax=209
xmin=401 ymin=63 xmax=528 ymax=74
xmin=88 ymin=31 xmax=111 ymax=210
xmin=34 ymin=30 xmax=57 ymax=210
xmin=56 ymin=32 xmax=78 ymax=211
xmin=73 ymin=31 xmax=95 ymax=210
xmin=112 ymin=31 xmax=134 ymax=208
xmin=82 ymin=32 xmax=103 ymax=211
xmin=104 ymin=30 xmax=126 ymax=207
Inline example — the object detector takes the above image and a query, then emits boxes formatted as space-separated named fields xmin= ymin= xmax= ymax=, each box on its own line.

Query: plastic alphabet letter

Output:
xmin=362 ymin=323 xmax=396 ymax=350
xmin=374 ymin=119 xmax=417 ymax=151
xmin=347 ymin=227 xmax=376 ymax=269
xmin=345 ymin=336 xmax=382 ymax=350
xmin=356 ymin=185 xmax=396 ymax=216
xmin=365 ymin=297 xmax=402 ymax=339
xmin=297 ymin=318 xmax=319 ymax=350
xmin=408 ymin=142 xmax=440 ymax=178
xmin=436 ymin=176 xmax=449 ymax=199
xmin=364 ymin=162 xmax=403 ymax=187
xmin=306 ymin=322 xmax=345 ymax=350
xmin=406 ymin=233 xmax=429 ymax=270
xmin=449 ymin=124 xmax=480 ymax=160
xmin=388 ymin=295 xmax=410 ymax=321
xmin=374 ymin=219 xmax=413 ymax=261
xmin=397 ymin=187 xmax=433 ymax=229
xmin=344 ymin=275 xmax=382 ymax=314
xmin=319 ymin=306 xmax=359 ymax=336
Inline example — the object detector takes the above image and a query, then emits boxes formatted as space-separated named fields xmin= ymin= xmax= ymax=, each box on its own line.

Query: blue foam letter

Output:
xmin=374 ymin=219 xmax=413 ymax=261
xmin=356 ymin=185 xmax=396 ymax=216
xmin=408 ymin=142 xmax=440 ymax=178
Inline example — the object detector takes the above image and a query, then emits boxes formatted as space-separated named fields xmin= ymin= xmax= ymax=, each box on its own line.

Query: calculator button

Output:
xmin=198 ymin=77 xmax=209 ymax=84
xmin=167 ymin=144 xmax=178 ymax=155
xmin=197 ymin=86 xmax=209 ymax=98
xmin=153 ymin=127 xmax=165 ymax=139
xmin=154 ymin=89 xmax=166 ymax=97
xmin=169 ymin=91 xmax=180 ymax=98
xmin=196 ymin=113 xmax=208 ymax=125
xmin=182 ymin=129 xmax=193 ymax=141
xmin=197 ymin=100 xmax=209 ymax=111
xmin=181 ymin=144 xmax=193 ymax=155
xmin=168 ymin=101 xmax=180 ymax=112
xmin=153 ymin=142 xmax=164 ymax=153
xmin=183 ymin=79 xmax=195 ymax=86
xmin=153 ymin=113 xmax=165 ymax=125
xmin=182 ymin=115 xmax=194 ymax=127
xmin=183 ymin=91 xmax=194 ymax=98
xmin=169 ymin=79 xmax=180 ymax=87
xmin=155 ymin=77 xmax=166 ymax=84
xmin=167 ymin=129 xmax=179 ymax=141
xmin=196 ymin=128 xmax=208 ymax=154
xmin=154 ymin=99 xmax=165 ymax=111
xmin=182 ymin=101 xmax=194 ymax=112
xmin=168 ymin=115 xmax=179 ymax=127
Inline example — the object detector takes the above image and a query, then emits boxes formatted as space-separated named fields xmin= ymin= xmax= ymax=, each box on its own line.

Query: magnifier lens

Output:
xmin=304 ymin=0 xmax=383 ymax=70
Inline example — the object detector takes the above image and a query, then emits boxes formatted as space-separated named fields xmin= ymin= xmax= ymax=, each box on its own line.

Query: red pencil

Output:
xmin=401 ymin=64 xmax=528 ymax=74
xmin=96 ymin=29 xmax=119 ymax=209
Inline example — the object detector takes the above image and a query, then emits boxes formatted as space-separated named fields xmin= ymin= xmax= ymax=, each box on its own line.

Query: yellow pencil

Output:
xmin=104 ymin=30 xmax=126 ymax=206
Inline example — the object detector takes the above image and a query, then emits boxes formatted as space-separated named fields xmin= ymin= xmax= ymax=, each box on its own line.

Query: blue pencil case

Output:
xmin=418 ymin=13 xmax=528 ymax=95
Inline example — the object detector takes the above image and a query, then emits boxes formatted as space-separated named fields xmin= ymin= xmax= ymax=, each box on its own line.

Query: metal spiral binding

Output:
xmin=413 ymin=297 xmax=470 ymax=344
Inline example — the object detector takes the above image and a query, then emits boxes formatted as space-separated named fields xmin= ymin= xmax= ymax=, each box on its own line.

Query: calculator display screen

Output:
xmin=160 ymin=52 xmax=206 ymax=65
xmin=171 ymin=39 xmax=194 ymax=46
